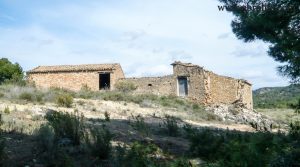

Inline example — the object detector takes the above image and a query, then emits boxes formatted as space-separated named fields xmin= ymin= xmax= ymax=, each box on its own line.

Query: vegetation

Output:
xmin=55 ymin=93 xmax=74 ymax=108
xmin=84 ymin=125 xmax=112 ymax=160
xmin=163 ymin=115 xmax=180 ymax=137
xmin=45 ymin=110 xmax=84 ymax=145
xmin=253 ymin=84 xmax=300 ymax=108
xmin=0 ymin=113 xmax=6 ymax=166
xmin=115 ymin=142 xmax=190 ymax=167
xmin=131 ymin=114 xmax=150 ymax=136
xmin=186 ymin=122 xmax=300 ymax=167
xmin=115 ymin=80 xmax=137 ymax=92
xmin=218 ymin=0 xmax=300 ymax=82
xmin=0 ymin=58 xmax=24 ymax=85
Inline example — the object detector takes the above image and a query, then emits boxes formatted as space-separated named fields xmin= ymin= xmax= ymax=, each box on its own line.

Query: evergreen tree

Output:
xmin=218 ymin=0 xmax=300 ymax=82
xmin=0 ymin=58 xmax=24 ymax=84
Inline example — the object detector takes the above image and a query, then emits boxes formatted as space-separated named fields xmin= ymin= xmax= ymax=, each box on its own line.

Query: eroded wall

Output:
xmin=123 ymin=76 xmax=176 ymax=96
xmin=172 ymin=63 xmax=206 ymax=104
xmin=205 ymin=71 xmax=253 ymax=109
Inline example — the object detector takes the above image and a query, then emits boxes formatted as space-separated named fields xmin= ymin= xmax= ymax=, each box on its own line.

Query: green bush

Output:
xmin=18 ymin=92 xmax=33 ymax=101
xmin=115 ymin=80 xmax=137 ymax=92
xmin=3 ymin=107 xmax=10 ymax=114
xmin=131 ymin=114 xmax=150 ymax=136
xmin=188 ymin=127 xmax=300 ymax=167
xmin=163 ymin=115 xmax=180 ymax=137
xmin=55 ymin=93 xmax=73 ymax=108
xmin=84 ymin=126 xmax=112 ymax=160
xmin=0 ymin=58 xmax=24 ymax=85
xmin=104 ymin=111 xmax=110 ymax=122
xmin=114 ymin=142 xmax=190 ymax=167
xmin=45 ymin=110 xmax=84 ymax=145
xmin=289 ymin=121 xmax=300 ymax=139
xmin=35 ymin=124 xmax=55 ymax=151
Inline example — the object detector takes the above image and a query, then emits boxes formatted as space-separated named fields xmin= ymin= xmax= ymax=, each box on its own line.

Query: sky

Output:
xmin=0 ymin=0 xmax=290 ymax=89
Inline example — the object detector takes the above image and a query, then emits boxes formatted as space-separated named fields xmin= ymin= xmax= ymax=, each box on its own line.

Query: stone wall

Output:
xmin=28 ymin=68 xmax=125 ymax=91
xmin=172 ymin=63 xmax=206 ymax=104
xmin=122 ymin=76 xmax=176 ymax=96
xmin=206 ymin=72 xmax=240 ymax=105
xmin=28 ymin=71 xmax=100 ymax=91
xmin=205 ymin=71 xmax=253 ymax=109
xmin=110 ymin=67 xmax=126 ymax=90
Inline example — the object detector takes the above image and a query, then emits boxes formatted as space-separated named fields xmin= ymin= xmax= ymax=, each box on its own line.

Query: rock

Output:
xmin=206 ymin=104 xmax=274 ymax=131
xmin=189 ymin=158 xmax=204 ymax=166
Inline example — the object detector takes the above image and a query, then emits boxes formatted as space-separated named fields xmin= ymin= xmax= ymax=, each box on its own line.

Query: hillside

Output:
xmin=253 ymin=84 xmax=300 ymax=109
xmin=0 ymin=84 xmax=299 ymax=166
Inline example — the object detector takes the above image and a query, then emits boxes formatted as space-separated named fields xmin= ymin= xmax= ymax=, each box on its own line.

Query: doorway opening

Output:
xmin=99 ymin=73 xmax=110 ymax=90
xmin=178 ymin=77 xmax=188 ymax=97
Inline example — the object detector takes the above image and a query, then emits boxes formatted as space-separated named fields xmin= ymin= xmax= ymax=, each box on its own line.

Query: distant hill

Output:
xmin=253 ymin=84 xmax=300 ymax=109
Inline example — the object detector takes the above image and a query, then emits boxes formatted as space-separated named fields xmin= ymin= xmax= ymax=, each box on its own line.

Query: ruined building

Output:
xmin=27 ymin=61 xmax=253 ymax=109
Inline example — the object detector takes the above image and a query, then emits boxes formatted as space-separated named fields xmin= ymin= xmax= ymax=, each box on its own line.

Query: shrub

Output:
xmin=77 ymin=84 xmax=95 ymax=99
xmin=114 ymin=142 xmax=190 ymax=167
xmin=55 ymin=93 xmax=73 ymax=108
xmin=163 ymin=115 xmax=180 ymax=137
xmin=84 ymin=125 xmax=112 ymax=160
xmin=0 ymin=93 xmax=4 ymax=98
xmin=131 ymin=114 xmax=150 ymax=136
xmin=104 ymin=111 xmax=110 ymax=122
xmin=35 ymin=124 xmax=55 ymax=151
xmin=289 ymin=121 xmax=300 ymax=139
xmin=122 ymin=142 xmax=162 ymax=167
xmin=3 ymin=107 xmax=10 ymax=114
xmin=45 ymin=110 xmax=84 ymax=145
xmin=115 ymin=80 xmax=137 ymax=92
xmin=18 ymin=92 xmax=33 ymax=101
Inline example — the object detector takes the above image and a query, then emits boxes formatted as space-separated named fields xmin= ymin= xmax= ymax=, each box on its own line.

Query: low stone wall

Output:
xmin=122 ymin=76 xmax=176 ymax=96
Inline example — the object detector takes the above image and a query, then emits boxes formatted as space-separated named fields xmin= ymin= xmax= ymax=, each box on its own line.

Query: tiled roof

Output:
xmin=28 ymin=63 xmax=121 ymax=73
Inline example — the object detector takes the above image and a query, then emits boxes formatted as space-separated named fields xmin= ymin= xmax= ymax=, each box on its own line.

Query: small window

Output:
xmin=148 ymin=84 xmax=152 ymax=86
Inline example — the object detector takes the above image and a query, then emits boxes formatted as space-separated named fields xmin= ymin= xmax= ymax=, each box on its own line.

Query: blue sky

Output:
xmin=0 ymin=0 xmax=290 ymax=89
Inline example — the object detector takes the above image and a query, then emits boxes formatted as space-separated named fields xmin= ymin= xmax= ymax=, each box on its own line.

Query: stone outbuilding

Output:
xmin=27 ymin=64 xmax=125 ymax=91
xmin=27 ymin=61 xmax=253 ymax=109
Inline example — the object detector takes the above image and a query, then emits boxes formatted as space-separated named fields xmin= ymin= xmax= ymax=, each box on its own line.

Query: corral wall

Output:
xmin=123 ymin=76 xmax=176 ymax=96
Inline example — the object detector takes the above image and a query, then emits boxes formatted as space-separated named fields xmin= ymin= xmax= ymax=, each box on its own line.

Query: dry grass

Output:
xmin=257 ymin=108 xmax=300 ymax=124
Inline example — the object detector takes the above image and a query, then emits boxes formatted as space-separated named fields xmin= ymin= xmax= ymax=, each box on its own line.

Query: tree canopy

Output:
xmin=0 ymin=58 xmax=24 ymax=84
xmin=218 ymin=0 xmax=300 ymax=82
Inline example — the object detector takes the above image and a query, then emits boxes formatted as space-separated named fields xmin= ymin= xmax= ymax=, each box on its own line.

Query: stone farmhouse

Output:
xmin=27 ymin=61 xmax=253 ymax=109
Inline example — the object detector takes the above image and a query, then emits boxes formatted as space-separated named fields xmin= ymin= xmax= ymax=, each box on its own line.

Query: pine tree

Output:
xmin=219 ymin=0 xmax=300 ymax=82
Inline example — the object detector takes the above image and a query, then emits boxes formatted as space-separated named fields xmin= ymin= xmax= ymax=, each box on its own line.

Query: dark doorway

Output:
xmin=178 ymin=77 xmax=188 ymax=97
xmin=99 ymin=73 xmax=110 ymax=90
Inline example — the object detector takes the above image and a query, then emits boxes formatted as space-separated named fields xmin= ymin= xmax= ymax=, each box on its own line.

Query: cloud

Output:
xmin=169 ymin=50 xmax=192 ymax=62
xmin=231 ymin=43 xmax=269 ymax=57
xmin=120 ymin=30 xmax=146 ymax=41
xmin=217 ymin=32 xmax=231 ymax=39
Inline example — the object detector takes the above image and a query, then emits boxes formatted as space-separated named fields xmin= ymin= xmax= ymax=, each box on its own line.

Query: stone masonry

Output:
xmin=27 ymin=64 xmax=125 ymax=91
xmin=27 ymin=61 xmax=253 ymax=109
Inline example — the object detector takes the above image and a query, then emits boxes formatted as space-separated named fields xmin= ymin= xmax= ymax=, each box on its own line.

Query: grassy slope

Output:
xmin=253 ymin=84 xmax=300 ymax=109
